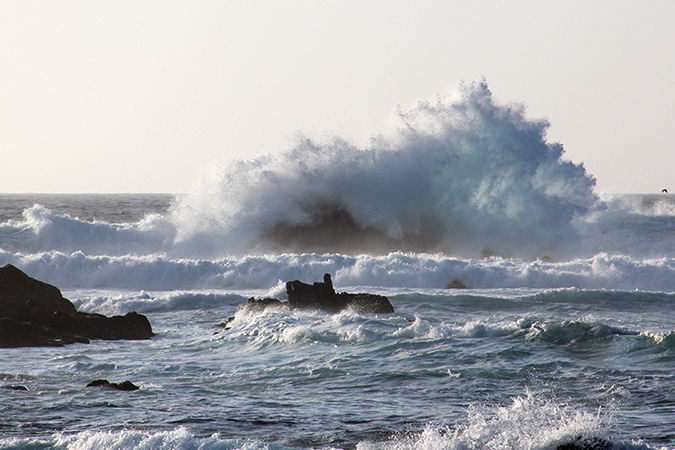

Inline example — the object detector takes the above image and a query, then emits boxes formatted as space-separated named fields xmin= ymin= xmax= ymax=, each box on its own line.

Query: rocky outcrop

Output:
xmin=244 ymin=273 xmax=394 ymax=315
xmin=86 ymin=379 xmax=140 ymax=391
xmin=0 ymin=264 xmax=154 ymax=348
xmin=0 ymin=263 xmax=76 ymax=316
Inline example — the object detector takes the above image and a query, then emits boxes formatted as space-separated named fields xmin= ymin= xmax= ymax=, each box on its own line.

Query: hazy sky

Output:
xmin=2 ymin=1 xmax=674 ymax=193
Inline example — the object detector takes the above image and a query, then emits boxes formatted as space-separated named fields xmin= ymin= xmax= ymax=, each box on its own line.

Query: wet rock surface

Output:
xmin=0 ymin=264 xmax=154 ymax=348
xmin=242 ymin=273 xmax=394 ymax=316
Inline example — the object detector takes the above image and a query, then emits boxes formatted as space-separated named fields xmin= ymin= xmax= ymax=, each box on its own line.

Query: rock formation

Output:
xmin=86 ymin=379 xmax=140 ymax=391
xmin=244 ymin=273 xmax=394 ymax=315
xmin=0 ymin=264 xmax=154 ymax=348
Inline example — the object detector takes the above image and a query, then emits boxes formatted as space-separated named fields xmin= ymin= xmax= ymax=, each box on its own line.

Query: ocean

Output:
xmin=2 ymin=82 xmax=675 ymax=449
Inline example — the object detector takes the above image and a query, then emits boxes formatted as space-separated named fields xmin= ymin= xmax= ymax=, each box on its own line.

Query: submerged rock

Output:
xmin=86 ymin=379 xmax=140 ymax=391
xmin=236 ymin=273 xmax=394 ymax=321
xmin=0 ymin=264 xmax=154 ymax=348
xmin=2 ymin=385 xmax=29 ymax=391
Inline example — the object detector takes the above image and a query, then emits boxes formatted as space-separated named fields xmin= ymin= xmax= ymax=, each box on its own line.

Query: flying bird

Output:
xmin=663 ymin=189 xmax=668 ymax=193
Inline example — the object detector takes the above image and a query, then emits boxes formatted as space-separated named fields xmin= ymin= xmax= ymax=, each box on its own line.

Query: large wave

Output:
xmin=170 ymin=80 xmax=600 ymax=260
xmin=2 ymin=80 xmax=675 ymax=277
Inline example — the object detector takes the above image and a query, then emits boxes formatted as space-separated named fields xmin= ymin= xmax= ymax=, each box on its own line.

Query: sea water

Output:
xmin=2 ymin=81 xmax=675 ymax=449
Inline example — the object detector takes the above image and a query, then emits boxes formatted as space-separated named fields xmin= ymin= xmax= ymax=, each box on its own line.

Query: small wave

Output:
xmin=0 ymin=205 xmax=176 ymax=256
xmin=523 ymin=319 xmax=634 ymax=346
xmin=0 ymin=427 xmax=290 ymax=450
xmin=392 ymin=317 xmax=515 ymax=340
xmin=74 ymin=291 xmax=248 ymax=316
xmin=222 ymin=307 xmax=397 ymax=347
xmin=639 ymin=330 xmax=675 ymax=349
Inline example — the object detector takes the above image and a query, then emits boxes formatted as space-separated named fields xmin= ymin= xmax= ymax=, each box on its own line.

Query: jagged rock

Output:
xmin=446 ymin=279 xmax=467 ymax=289
xmin=0 ymin=264 xmax=154 ymax=348
xmin=86 ymin=379 xmax=139 ymax=391
xmin=240 ymin=274 xmax=394 ymax=316
xmin=219 ymin=274 xmax=394 ymax=329
xmin=287 ymin=273 xmax=394 ymax=313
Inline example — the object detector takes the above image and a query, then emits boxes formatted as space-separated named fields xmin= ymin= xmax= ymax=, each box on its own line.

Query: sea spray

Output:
xmin=2 ymin=82 xmax=675 ymax=262
xmin=169 ymin=81 xmax=599 ymax=259
xmin=356 ymin=392 xmax=611 ymax=450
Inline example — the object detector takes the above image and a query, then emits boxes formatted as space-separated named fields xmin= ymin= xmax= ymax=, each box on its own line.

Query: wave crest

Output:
xmin=170 ymin=81 xmax=599 ymax=259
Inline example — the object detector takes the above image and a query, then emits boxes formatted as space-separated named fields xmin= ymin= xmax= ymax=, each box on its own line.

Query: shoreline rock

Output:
xmin=239 ymin=273 xmax=394 ymax=320
xmin=0 ymin=264 xmax=154 ymax=348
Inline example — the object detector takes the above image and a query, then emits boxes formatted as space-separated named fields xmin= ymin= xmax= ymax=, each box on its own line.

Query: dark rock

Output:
xmin=0 ymin=264 xmax=76 ymax=316
xmin=280 ymin=273 xmax=392 ymax=314
xmin=215 ymin=317 xmax=236 ymax=328
xmin=556 ymin=436 xmax=613 ymax=450
xmin=245 ymin=297 xmax=285 ymax=312
xmin=2 ymin=385 xmax=29 ymax=391
xmin=0 ymin=264 xmax=154 ymax=348
xmin=446 ymin=279 xmax=467 ymax=289
xmin=220 ymin=274 xmax=394 ymax=328
xmin=86 ymin=379 xmax=140 ymax=391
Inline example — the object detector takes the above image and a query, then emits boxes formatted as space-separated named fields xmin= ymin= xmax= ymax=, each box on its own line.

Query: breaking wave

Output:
xmin=1 ymin=395 xmax=647 ymax=450
xmin=170 ymin=80 xmax=600 ymax=259
xmin=2 ymin=80 xmax=675 ymax=276
xmin=4 ymin=250 xmax=675 ymax=292
xmin=357 ymin=392 xmax=629 ymax=450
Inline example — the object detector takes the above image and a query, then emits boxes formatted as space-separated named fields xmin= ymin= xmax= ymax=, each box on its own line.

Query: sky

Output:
xmin=1 ymin=1 xmax=674 ymax=194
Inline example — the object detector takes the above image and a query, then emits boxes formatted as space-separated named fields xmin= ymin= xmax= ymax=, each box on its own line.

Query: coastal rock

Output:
xmin=243 ymin=274 xmax=394 ymax=315
xmin=0 ymin=264 xmax=154 ymax=348
xmin=0 ymin=263 xmax=76 ymax=316
xmin=287 ymin=273 xmax=394 ymax=313
xmin=86 ymin=379 xmax=140 ymax=391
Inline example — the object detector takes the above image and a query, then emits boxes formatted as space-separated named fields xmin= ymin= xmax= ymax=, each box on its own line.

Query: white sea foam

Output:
xmin=357 ymin=392 xmax=611 ymax=450
xmin=0 ymin=427 xmax=288 ymax=450
xmin=3 ymin=250 xmax=675 ymax=293
xmin=169 ymin=81 xmax=600 ymax=260
xmin=0 ymin=205 xmax=176 ymax=256
xmin=73 ymin=290 xmax=248 ymax=316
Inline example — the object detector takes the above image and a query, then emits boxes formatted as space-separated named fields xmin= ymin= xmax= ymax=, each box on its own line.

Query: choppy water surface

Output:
xmin=2 ymin=286 xmax=675 ymax=449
